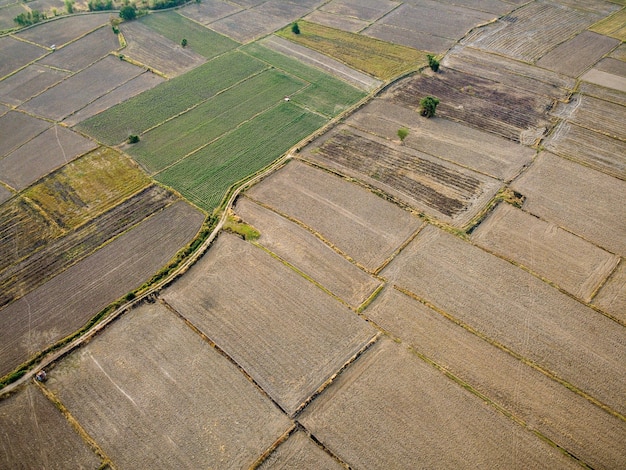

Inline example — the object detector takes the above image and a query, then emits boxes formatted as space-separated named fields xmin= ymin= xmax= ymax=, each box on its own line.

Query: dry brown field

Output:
xmin=552 ymin=93 xmax=626 ymax=141
xmin=161 ymin=233 xmax=377 ymax=415
xmin=19 ymin=55 xmax=144 ymax=121
xmin=0 ymin=36 xmax=48 ymax=79
xmin=365 ymin=287 xmax=626 ymax=470
xmin=38 ymin=25 xmax=120 ymax=72
xmin=14 ymin=13 xmax=108 ymax=48
xmin=462 ymin=1 xmax=615 ymax=62
xmin=0 ymin=185 xmax=176 ymax=308
xmin=209 ymin=9 xmax=292 ymax=43
xmin=319 ymin=0 xmax=399 ymax=22
xmin=0 ymin=64 xmax=69 ymax=107
xmin=0 ymin=185 xmax=11 ymax=205
xmin=63 ymin=71 xmax=165 ymax=126
xmin=388 ymin=67 xmax=558 ymax=142
xmin=594 ymin=56 xmax=626 ymax=76
xmin=303 ymin=9 xmax=368 ymax=33
xmin=245 ymin=160 xmax=423 ymax=273
xmin=535 ymin=31 xmax=620 ymax=77
xmin=0 ymin=3 xmax=24 ymax=31
xmin=259 ymin=430 xmax=344 ymax=469
xmin=345 ymin=99 xmax=534 ymax=181
xmin=178 ymin=0 xmax=241 ymax=25
xmin=0 ymin=125 xmax=97 ymax=190
xmin=382 ymin=225 xmax=626 ymax=417
xmin=299 ymin=338 xmax=580 ymax=469
xmin=258 ymin=0 xmax=311 ymax=22
xmin=234 ymin=197 xmax=382 ymax=309
xmin=593 ymin=261 xmax=626 ymax=324
xmin=45 ymin=301 xmax=291 ymax=469
xmin=545 ymin=121 xmax=626 ymax=179
xmin=471 ymin=203 xmax=619 ymax=302
xmin=578 ymin=80 xmax=626 ymax=106
xmin=511 ymin=152 xmax=626 ymax=256
xmin=0 ymin=111 xmax=51 ymax=158
xmin=303 ymin=126 xmax=501 ymax=227
xmin=0 ymin=200 xmax=203 ymax=377
xmin=434 ymin=0 xmax=517 ymax=15
xmin=120 ymin=21 xmax=206 ymax=77
xmin=581 ymin=68 xmax=626 ymax=93
xmin=589 ymin=6 xmax=626 ymax=41
xmin=610 ymin=43 xmax=626 ymax=61
xmin=0 ymin=384 xmax=102 ymax=469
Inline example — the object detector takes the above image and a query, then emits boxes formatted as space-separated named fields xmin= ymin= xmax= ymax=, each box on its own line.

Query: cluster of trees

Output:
xmin=14 ymin=9 xmax=46 ymax=26
xmin=88 ymin=0 xmax=113 ymax=11
xmin=147 ymin=0 xmax=187 ymax=10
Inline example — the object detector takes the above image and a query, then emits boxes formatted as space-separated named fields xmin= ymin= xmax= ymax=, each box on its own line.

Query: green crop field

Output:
xmin=139 ymin=11 xmax=239 ymax=58
xmin=156 ymin=102 xmax=326 ymax=211
xmin=128 ymin=68 xmax=307 ymax=173
xmin=243 ymin=43 xmax=366 ymax=117
xmin=76 ymin=51 xmax=268 ymax=145
xmin=275 ymin=21 xmax=427 ymax=80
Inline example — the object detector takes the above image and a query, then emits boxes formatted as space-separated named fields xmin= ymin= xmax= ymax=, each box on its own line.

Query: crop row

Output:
xmin=76 ymin=51 xmax=268 ymax=145
xmin=157 ymin=102 xmax=326 ymax=211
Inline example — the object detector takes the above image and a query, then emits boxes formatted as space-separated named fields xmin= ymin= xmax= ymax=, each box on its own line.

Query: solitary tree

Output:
xmin=65 ymin=0 xmax=74 ymax=13
xmin=427 ymin=54 xmax=440 ymax=72
xmin=127 ymin=134 xmax=140 ymax=144
xmin=291 ymin=22 xmax=300 ymax=34
xmin=119 ymin=5 xmax=136 ymax=20
xmin=181 ymin=38 xmax=187 ymax=47
xmin=420 ymin=96 xmax=439 ymax=118
xmin=397 ymin=127 xmax=409 ymax=143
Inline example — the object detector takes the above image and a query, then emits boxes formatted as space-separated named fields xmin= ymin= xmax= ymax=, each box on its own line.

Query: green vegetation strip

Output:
xmin=139 ymin=11 xmax=238 ymax=58
xmin=590 ymin=8 xmax=626 ymax=40
xmin=243 ymin=43 xmax=366 ymax=117
xmin=76 ymin=51 xmax=268 ymax=145
xmin=128 ymin=68 xmax=308 ymax=173
xmin=157 ymin=102 xmax=327 ymax=211
xmin=275 ymin=21 xmax=427 ymax=81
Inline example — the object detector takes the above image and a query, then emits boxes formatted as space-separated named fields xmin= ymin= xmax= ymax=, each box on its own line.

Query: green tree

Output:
xmin=181 ymin=38 xmax=187 ymax=47
xmin=119 ymin=5 xmax=136 ymax=20
xmin=397 ymin=127 xmax=409 ymax=143
xmin=427 ymin=54 xmax=440 ymax=72
xmin=420 ymin=96 xmax=439 ymax=118
xmin=127 ymin=134 xmax=140 ymax=144
xmin=64 ymin=0 xmax=74 ymax=13
xmin=291 ymin=22 xmax=300 ymax=35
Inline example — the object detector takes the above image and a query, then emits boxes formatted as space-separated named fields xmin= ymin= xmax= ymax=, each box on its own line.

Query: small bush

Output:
xmin=420 ymin=96 xmax=439 ymax=118
xmin=119 ymin=5 xmax=136 ymax=20
xmin=291 ymin=22 xmax=300 ymax=34
xmin=397 ymin=127 xmax=409 ymax=143
xmin=127 ymin=134 xmax=140 ymax=144
xmin=89 ymin=0 xmax=113 ymax=10
xmin=181 ymin=38 xmax=187 ymax=47
xmin=427 ymin=54 xmax=440 ymax=72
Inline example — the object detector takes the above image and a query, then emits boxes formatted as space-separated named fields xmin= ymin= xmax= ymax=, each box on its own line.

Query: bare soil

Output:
xmin=259 ymin=430 xmax=344 ymax=469
xmin=14 ymin=13 xmax=108 ymax=48
xmin=0 ymin=111 xmax=51 ymax=158
xmin=178 ymin=0 xmax=242 ymax=25
xmin=303 ymin=10 xmax=368 ymax=33
xmin=0 ymin=64 xmax=69 ymax=108
xmin=592 ymin=261 xmax=626 ymax=324
xmin=0 ymin=36 xmax=47 ymax=80
xmin=319 ymin=0 xmax=399 ymax=23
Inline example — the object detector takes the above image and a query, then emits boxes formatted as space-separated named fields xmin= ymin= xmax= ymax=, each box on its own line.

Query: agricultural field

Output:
xmin=0 ymin=36 xmax=48 ymax=79
xmin=511 ymin=152 xmax=626 ymax=257
xmin=178 ymin=0 xmax=242 ymax=25
xmin=0 ymin=64 xmax=69 ymax=107
xmin=258 ymin=430 xmax=344 ymax=469
xmin=299 ymin=338 xmax=580 ymax=469
xmin=161 ymin=233 xmax=376 ymax=415
xmin=365 ymin=287 xmax=626 ymax=470
xmin=382 ymin=225 xmax=626 ymax=416
xmin=0 ymin=200 xmax=203 ymax=377
xmin=276 ymin=20 xmax=428 ymax=80
xmin=13 ymin=13 xmax=108 ymax=48
xmin=589 ymin=6 xmax=626 ymax=40
xmin=245 ymin=160 xmax=424 ymax=273
xmin=0 ymin=111 xmax=51 ymax=157
xmin=44 ymin=301 xmax=291 ymax=468
xmin=301 ymin=125 xmax=501 ymax=227
xmin=578 ymin=80 xmax=626 ymax=105
xmin=76 ymin=51 xmax=268 ymax=145
xmin=592 ymin=262 xmax=626 ymax=324
xmin=303 ymin=9 xmax=369 ymax=33
xmin=318 ymin=0 xmax=400 ymax=23
xmin=471 ymin=203 xmax=619 ymax=302
xmin=234 ymin=197 xmax=382 ymax=309
xmin=551 ymin=93 xmax=626 ymax=141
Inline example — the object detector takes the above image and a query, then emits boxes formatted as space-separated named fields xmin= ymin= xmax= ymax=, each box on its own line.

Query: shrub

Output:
xmin=65 ymin=0 xmax=74 ymax=13
xmin=291 ymin=22 xmax=300 ymax=34
xmin=89 ymin=0 xmax=113 ymax=10
xmin=427 ymin=54 xmax=440 ymax=72
xmin=397 ymin=127 xmax=409 ymax=143
xmin=420 ymin=96 xmax=439 ymax=118
xmin=119 ymin=5 xmax=136 ymax=20
xmin=181 ymin=38 xmax=187 ymax=47
xmin=127 ymin=134 xmax=140 ymax=144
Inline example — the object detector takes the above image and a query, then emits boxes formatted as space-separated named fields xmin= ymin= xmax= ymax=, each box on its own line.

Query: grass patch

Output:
xmin=76 ymin=51 xmax=268 ymax=145
xmin=24 ymin=148 xmax=151 ymax=230
xmin=128 ymin=68 xmax=307 ymax=173
xmin=275 ymin=21 xmax=427 ymax=80
xmin=223 ymin=212 xmax=260 ymax=241
xmin=156 ymin=102 xmax=327 ymax=212
xmin=139 ymin=11 xmax=238 ymax=58
xmin=590 ymin=8 xmax=626 ymax=40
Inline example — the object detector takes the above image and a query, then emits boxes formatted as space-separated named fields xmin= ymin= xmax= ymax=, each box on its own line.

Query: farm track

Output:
xmin=0 ymin=185 xmax=176 ymax=308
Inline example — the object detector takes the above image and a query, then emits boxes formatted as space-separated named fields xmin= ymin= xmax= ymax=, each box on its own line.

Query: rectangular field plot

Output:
xmin=120 ymin=21 xmax=206 ymax=78
xmin=365 ymin=288 xmax=626 ymax=470
xmin=0 ymin=385 xmax=102 ymax=469
xmin=246 ymin=160 xmax=423 ymax=272
xmin=23 ymin=147 xmax=150 ymax=230
xmin=511 ymin=152 xmax=626 ymax=256
xmin=14 ymin=14 xmax=108 ymax=48
xmin=138 ymin=11 xmax=237 ymax=59
xmin=0 ymin=185 xmax=176 ymax=309
xmin=0 ymin=186 xmax=11 ymax=205
xmin=0 ymin=111 xmax=50 ymax=158
xmin=320 ymin=0 xmax=400 ymax=22
xmin=462 ymin=1 xmax=610 ymax=62
xmin=38 ymin=25 xmax=119 ymax=72
xmin=178 ymin=0 xmax=242 ymax=25
xmin=128 ymin=68 xmax=308 ymax=173
xmin=300 ymin=338 xmax=580 ymax=469
xmin=578 ymin=80 xmax=626 ymax=107
xmin=0 ymin=64 xmax=69 ymax=107
xmin=536 ymin=31 xmax=620 ymax=77
xmin=593 ymin=261 xmax=626 ymax=324
xmin=162 ymin=233 xmax=376 ymax=415
xmin=46 ymin=301 xmax=291 ymax=469
xmin=0 ymin=200 xmax=203 ymax=377
xmin=581 ymin=69 xmax=626 ymax=94
xmin=275 ymin=21 xmax=427 ymax=80
xmin=346 ymin=99 xmax=533 ymax=181
xmin=552 ymin=93 xmax=626 ymax=141
xmin=0 ymin=36 xmax=47 ymax=79
xmin=388 ymin=67 xmax=557 ymax=143
xmin=544 ymin=121 xmax=626 ymax=179
xmin=590 ymin=7 xmax=626 ymax=41
xmin=471 ymin=203 xmax=619 ymax=302
xmin=76 ymin=51 xmax=267 ymax=145
xmin=234 ymin=197 xmax=382 ymax=308
xmin=156 ymin=102 xmax=326 ymax=211
xmin=0 ymin=125 xmax=97 ymax=190
xmin=303 ymin=125 xmax=501 ymax=227
xmin=19 ymin=55 xmax=144 ymax=121
xmin=303 ymin=10 xmax=369 ymax=33
xmin=382 ymin=225 xmax=626 ymax=417
xmin=210 ymin=9 xmax=294 ymax=43
xmin=259 ymin=430 xmax=344 ymax=469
